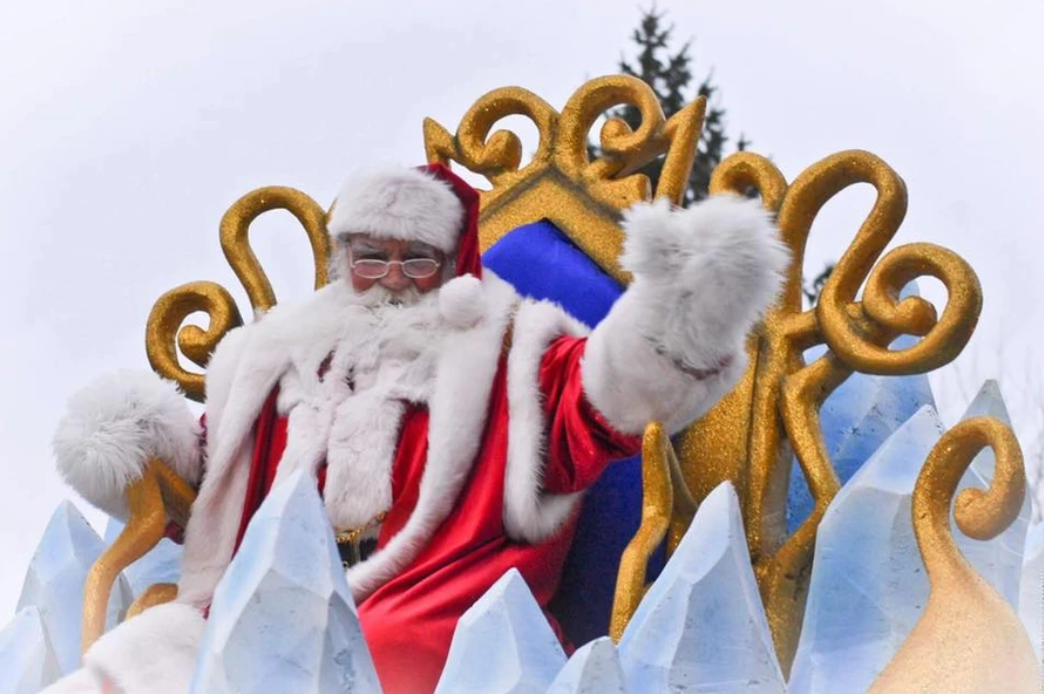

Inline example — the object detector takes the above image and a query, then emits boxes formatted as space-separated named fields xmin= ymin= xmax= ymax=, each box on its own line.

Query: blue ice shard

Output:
xmin=16 ymin=501 xmax=131 ymax=676
xmin=433 ymin=568 xmax=566 ymax=694
xmin=788 ymin=406 xmax=945 ymax=694
xmin=0 ymin=606 xmax=62 ymax=693
xmin=545 ymin=637 xmax=627 ymax=694
xmin=618 ymin=483 xmax=785 ymax=694
xmin=189 ymin=470 xmax=382 ymax=694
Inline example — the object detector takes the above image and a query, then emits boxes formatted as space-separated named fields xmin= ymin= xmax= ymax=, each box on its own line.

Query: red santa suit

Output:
xmin=230 ymin=314 xmax=640 ymax=694
xmin=48 ymin=165 xmax=789 ymax=694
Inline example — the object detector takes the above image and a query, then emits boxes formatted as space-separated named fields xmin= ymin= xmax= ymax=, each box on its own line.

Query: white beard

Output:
xmin=272 ymin=280 xmax=447 ymax=530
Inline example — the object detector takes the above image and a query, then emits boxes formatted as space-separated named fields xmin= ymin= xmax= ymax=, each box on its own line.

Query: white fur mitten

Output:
xmin=53 ymin=370 xmax=202 ymax=519
xmin=582 ymin=195 xmax=789 ymax=434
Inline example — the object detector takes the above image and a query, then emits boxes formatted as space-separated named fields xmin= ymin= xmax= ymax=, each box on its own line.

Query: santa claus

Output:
xmin=46 ymin=164 xmax=788 ymax=694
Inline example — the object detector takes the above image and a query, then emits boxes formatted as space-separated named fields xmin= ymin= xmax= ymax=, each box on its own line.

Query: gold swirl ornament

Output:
xmin=82 ymin=459 xmax=195 ymax=652
xmin=867 ymin=417 xmax=1038 ymax=693
xmin=145 ymin=187 xmax=327 ymax=401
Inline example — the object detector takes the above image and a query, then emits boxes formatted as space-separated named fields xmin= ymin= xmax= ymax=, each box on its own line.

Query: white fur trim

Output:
xmin=345 ymin=272 xmax=519 ymax=601
xmin=82 ymin=602 xmax=205 ymax=694
xmin=582 ymin=195 xmax=788 ymax=435
xmin=178 ymin=285 xmax=363 ymax=605
xmin=179 ymin=274 xmax=522 ymax=606
xmin=327 ymin=168 xmax=465 ymax=253
xmin=53 ymin=370 xmax=202 ymax=520
xmin=503 ymin=301 xmax=589 ymax=543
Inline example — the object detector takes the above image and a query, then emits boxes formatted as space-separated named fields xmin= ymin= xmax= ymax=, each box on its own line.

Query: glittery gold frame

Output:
xmin=99 ymin=75 xmax=1028 ymax=689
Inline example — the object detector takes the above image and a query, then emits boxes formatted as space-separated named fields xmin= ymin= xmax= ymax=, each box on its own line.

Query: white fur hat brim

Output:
xmin=327 ymin=167 xmax=465 ymax=253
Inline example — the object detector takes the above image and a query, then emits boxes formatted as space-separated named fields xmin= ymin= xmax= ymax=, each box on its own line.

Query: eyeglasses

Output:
xmin=348 ymin=250 xmax=442 ymax=280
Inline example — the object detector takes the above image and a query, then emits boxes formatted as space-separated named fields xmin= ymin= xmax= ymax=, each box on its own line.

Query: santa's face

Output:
xmin=344 ymin=235 xmax=446 ymax=301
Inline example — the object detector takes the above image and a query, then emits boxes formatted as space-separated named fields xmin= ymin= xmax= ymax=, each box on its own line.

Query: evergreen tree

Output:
xmin=610 ymin=8 xmax=740 ymax=204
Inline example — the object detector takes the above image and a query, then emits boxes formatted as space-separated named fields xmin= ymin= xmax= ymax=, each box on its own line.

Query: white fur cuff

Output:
xmin=53 ymin=370 xmax=202 ymax=520
xmin=619 ymin=195 xmax=789 ymax=362
xmin=581 ymin=194 xmax=787 ymax=434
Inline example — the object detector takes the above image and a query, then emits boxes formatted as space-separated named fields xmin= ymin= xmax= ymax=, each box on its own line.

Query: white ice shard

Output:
xmin=788 ymin=406 xmax=945 ymax=694
xmin=16 ymin=501 xmax=132 ymax=677
xmin=1019 ymin=522 xmax=1044 ymax=663
xmin=953 ymin=380 xmax=1030 ymax=608
xmin=545 ymin=637 xmax=628 ymax=694
xmin=188 ymin=470 xmax=381 ymax=694
xmin=618 ymin=482 xmax=785 ymax=694
xmin=103 ymin=518 xmax=183 ymax=597
xmin=0 ymin=606 xmax=62 ymax=693
xmin=433 ymin=568 xmax=566 ymax=694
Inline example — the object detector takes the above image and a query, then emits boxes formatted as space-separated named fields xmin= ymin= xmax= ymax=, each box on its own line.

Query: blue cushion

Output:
xmin=483 ymin=220 xmax=666 ymax=647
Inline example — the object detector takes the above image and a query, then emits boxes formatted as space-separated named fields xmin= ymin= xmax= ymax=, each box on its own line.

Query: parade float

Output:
xmin=1 ymin=75 xmax=1040 ymax=693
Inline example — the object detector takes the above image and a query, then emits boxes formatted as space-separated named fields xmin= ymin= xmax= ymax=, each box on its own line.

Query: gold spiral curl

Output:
xmin=557 ymin=75 xmax=664 ymax=178
xmin=915 ymin=417 xmax=1024 ymax=569
xmin=220 ymin=186 xmax=329 ymax=313
xmin=849 ymin=242 xmax=982 ymax=373
xmin=424 ymin=87 xmax=557 ymax=187
xmin=146 ymin=281 xmax=242 ymax=402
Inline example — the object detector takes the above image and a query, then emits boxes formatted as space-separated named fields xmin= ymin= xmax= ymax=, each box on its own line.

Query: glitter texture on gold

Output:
xmin=81 ymin=460 xmax=192 ymax=652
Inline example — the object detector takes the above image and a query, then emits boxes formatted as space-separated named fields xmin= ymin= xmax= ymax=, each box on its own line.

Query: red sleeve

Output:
xmin=538 ymin=335 xmax=642 ymax=494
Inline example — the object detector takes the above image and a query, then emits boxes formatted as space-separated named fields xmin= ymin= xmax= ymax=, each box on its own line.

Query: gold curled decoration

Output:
xmin=220 ymin=186 xmax=329 ymax=314
xmin=82 ymin=461 xmax=167 ymax=652
xmin=424 ymin=75 xmax=706 ymax=283
xmin=424 ymin=87 xmax=557 ymax=190
xmin=82 ymin=460 xmax=197 ymax=651
xmin=146 ymin=281 xmax=243 ymax=402
xmin=867 ymin=417 xmax=1038 ymax=694
xmin=791 ymin=151 xmax=983 ymax=374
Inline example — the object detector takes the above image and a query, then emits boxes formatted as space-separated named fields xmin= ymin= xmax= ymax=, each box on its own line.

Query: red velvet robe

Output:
xmin=231 ymin=336 xmax=640 ymax=694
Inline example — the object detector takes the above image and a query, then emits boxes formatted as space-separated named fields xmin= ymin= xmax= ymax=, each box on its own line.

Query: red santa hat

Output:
xmin=328 ymin=164 xmax=482 ymax=279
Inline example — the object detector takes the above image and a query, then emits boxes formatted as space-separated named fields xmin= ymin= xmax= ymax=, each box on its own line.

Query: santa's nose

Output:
xmin=380 ymin=265 xmax=411 ymax=291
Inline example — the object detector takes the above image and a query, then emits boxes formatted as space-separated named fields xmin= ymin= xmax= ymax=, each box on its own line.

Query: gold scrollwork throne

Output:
xmin=91 ymin=75 xmax=1028 ymax=691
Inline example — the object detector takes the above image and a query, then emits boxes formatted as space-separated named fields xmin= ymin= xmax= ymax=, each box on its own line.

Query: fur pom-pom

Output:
xmin=438 ymin=273 xmax=485 ymax=329
xmin=53 ymin=370 xmax=202 ymax=519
